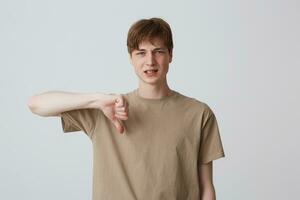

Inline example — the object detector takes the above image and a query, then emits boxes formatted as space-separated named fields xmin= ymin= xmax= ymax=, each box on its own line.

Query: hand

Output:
xmin=101 ymin=94 xmax=129 ymax=134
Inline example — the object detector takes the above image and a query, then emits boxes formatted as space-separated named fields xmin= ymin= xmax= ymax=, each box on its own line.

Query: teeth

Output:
xmin=145 ymin=70 xmax=158 ymax=73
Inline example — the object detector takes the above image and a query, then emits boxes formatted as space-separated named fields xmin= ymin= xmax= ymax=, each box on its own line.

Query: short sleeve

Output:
xmin=60 ymin=108 xmax=100 ymax=139
xmin=198 ymin=108 xmax=225 ymax=164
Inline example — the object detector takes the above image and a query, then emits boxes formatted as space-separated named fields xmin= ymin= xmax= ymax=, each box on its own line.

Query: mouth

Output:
xmin=144 ymin=69 xmax=159 ymax=74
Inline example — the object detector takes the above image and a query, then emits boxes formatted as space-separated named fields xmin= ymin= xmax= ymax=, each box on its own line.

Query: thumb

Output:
xmin=111 ymin=118 xmax=125 ymax=134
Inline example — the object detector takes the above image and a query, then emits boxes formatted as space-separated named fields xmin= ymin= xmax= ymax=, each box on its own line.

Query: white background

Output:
xmin=1 ymin=0 xmax=299 ymax=199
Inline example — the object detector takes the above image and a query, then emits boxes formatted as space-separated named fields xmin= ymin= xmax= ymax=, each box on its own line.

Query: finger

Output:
xmin=118 ymin=101 xmax=129 ymax=112
xmin=115 ymin=108 xmax=127 ymax=114
xmin=124 ymin=101 xmax=129 ymax=112
xmin=115 ymin=111 xmax=127 ymax=116
xmin=115 ymin=106 xmax=126 ymax=112
xmin=115 ymin=103 xmax=129 ymax=115
xmin=115 ymin=96 xmax=124 ymax=107
xmin=114 ymin=113 xmax=128 ymax=120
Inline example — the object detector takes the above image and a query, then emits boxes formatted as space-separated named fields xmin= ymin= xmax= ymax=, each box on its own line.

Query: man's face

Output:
xmin=130 ymin=38 xmax=172 ymax=86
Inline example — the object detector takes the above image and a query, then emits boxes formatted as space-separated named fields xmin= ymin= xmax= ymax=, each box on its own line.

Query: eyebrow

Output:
xmin=136 ymin=47 xmax=167 ymax=51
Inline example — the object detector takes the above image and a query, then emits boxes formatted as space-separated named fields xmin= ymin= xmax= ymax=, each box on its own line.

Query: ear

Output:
xmin=129 ymin=54 xmax=133 ymax=65
xmin=169 ymin=51 xmax=173 ymax=63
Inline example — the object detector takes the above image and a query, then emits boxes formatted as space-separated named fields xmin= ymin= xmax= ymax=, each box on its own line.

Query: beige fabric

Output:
xmin=61 ymin=89 xmax=225 ymax=200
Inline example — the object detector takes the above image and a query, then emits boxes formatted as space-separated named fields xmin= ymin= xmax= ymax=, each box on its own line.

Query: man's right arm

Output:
xmin=27 ymin=91 xmax=129 ymax=133
xmin=27 ymin=91 xmax=109 ymax=117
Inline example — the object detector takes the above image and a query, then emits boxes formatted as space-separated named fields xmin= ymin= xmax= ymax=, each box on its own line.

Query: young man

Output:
xmin=28 ymin=18 xmax=225 ymax=200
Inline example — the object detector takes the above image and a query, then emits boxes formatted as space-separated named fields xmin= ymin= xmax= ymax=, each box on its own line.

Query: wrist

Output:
xmin=87 ymin=92 xmax=108 ymax=110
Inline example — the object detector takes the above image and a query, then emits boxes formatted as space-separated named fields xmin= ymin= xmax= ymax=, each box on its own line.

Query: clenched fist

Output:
xmin=100 ymin=94 xmax=129 ymax=134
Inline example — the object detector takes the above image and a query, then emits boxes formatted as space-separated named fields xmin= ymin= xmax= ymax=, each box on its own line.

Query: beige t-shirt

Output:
xmin=61 ymin=89 xmax=225 ymax=200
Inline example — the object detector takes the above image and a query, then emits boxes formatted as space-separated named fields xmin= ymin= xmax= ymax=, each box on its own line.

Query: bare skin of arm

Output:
xmin=199 ymin=161 xmax=216 ymax=200
xmin=27 ymin=91 xmax=129 ymax=133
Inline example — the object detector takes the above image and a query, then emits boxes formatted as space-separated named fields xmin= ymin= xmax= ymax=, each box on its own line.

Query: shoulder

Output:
xmin=122 ymin=90 xmax=136 ymax=103
xmin=174 ymin=91 xmax=214 ymax=116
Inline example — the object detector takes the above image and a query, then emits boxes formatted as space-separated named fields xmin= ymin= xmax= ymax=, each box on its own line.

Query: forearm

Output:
xmin=200 ymin=184 xmax=216 ymax=200
xmin=27 ymin=91 xmax=108 ymax=117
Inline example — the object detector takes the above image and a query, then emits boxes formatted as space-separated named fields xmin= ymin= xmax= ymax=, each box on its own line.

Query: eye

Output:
xmin=156 ymin=50 xmax=166 ymax=54
xmin=136 ymin=52 xmax=145 ymax=56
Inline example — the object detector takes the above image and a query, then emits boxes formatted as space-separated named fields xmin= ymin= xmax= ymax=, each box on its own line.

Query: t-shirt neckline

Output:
xmin=133 ymin=89 xmax=177 ymax=104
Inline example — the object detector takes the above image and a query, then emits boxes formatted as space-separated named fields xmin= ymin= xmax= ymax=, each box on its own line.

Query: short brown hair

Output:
xmin=127 ymin=17 xmax=173 ymax=55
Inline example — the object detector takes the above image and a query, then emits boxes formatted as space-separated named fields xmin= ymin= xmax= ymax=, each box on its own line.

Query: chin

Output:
xmin=143 ymin=78 xmax=163 ymax=85
xmin=138 ymin=73 xmax=165 ymax=85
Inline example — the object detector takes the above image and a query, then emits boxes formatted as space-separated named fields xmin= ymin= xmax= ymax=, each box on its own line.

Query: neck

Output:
xmin=137 ymin=82 xmax=172 ymax=99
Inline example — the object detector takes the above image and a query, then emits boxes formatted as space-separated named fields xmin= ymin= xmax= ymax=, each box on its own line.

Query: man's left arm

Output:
xmin=199 ymin=161 xmax=216 ymax=200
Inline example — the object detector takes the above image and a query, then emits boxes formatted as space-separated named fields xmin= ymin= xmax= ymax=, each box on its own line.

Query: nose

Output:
xmin=146 ymin=52 xmax=155 ymax=66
